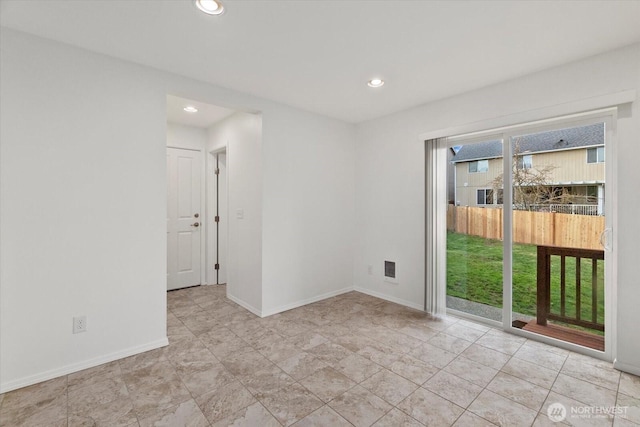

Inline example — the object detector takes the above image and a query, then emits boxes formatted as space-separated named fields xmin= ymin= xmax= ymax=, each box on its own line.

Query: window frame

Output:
xmin=468 ymin=159 xmax=489 ymax=173
xmin=517 ymin=154 xmax=533 ymax=170
xmin=587 ymin=146 xmax=605 ymax=163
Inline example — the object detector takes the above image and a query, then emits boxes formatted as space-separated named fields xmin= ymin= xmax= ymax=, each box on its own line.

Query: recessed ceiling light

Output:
xmin=183 ymin=106 xmax=198 ymax=113
xmin=367 ymin=78 xmax=385 ymax=88
xmin=195 ymin=0 xmax=225 ymax=15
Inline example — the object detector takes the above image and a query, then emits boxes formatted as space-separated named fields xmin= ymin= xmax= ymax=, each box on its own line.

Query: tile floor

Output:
xmin=1 ymin=285 xmax=639 ymax=426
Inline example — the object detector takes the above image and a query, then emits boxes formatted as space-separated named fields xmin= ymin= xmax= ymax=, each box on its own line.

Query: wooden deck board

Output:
xmin=522 ymin=321 xmax=604 ymax=351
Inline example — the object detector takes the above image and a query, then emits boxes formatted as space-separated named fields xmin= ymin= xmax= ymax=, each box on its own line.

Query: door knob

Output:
xmin=191 ymin=222 xmax=200 ymax=227
xmin=194 ymin=213 xmax=199 ymax=218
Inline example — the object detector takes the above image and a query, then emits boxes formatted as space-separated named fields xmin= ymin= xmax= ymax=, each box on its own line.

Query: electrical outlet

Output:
xmin=73 ymin=316 xmax=87 ymax=334
xmin=367 ymin=265 xmax=373 ymax=275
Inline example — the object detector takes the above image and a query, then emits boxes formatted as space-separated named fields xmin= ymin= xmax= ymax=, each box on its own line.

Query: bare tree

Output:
xmin=490 ymin=140 xmax=581 ymax=211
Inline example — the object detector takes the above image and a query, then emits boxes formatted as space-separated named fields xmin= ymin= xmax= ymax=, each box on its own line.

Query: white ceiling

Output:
xmin=166 ymin=95 xmax=235 ymax=128
xmin=2 ymin=1 xmax=640 ymax=123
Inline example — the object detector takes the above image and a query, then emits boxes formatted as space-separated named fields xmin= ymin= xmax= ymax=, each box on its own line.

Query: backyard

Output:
xmin=447 ymin=231 xmax=605 ymax=325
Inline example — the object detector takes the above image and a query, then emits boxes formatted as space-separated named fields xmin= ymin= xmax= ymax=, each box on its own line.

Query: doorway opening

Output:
xmin=166 ymin=94 xmax=235 ymax=291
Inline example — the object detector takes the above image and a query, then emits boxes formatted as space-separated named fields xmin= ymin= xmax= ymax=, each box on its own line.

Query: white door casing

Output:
xmin=167 ymin=147 xmax=202 ymax=290
xmin=217 ymin=153 xmax=228 ymax=284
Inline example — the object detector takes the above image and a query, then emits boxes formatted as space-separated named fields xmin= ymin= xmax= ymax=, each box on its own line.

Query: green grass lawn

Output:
xmin=447 ymin=231 xmax=605 ymax=324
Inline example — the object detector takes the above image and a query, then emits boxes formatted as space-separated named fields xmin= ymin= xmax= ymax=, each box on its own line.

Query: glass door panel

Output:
xmin=446 ymin=139 xmax=504 ymax=322
xmin=509 ymin=123 xmax=606 ymax=351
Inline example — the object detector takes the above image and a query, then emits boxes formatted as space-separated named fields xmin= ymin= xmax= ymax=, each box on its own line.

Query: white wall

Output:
xmin=354 ymin=43 xmax=640 ymax=372
xmin=206 ymin=108 xmax=357 ymax=317
xmin=261 ymin=107 xmax=356 ymax=315
xmin=0 ymin=28 xmax=356 ymax=392
xmin=207 ymin=113 xmax=264 ymax=314
xmin=167 ymin=122 xmax=207 ymax=151
xmin=0 ymin=29 xmax=168 ymax=391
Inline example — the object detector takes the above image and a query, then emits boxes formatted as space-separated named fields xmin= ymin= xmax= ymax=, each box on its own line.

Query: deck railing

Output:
xmin=536 ymin=245 xmax=605 ymax=332
xmin=526 ymin=204 xmax=600 ymax=216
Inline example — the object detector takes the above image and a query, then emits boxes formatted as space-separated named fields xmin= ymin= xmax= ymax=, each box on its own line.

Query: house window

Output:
xmin=469 ymin=159 xmax=489 ymax=173
xmin=497 ymin=189 xmax=504 ymax=205
xmin=477 ymin=189 xmax=493 ymax=205
xmin=517 ymin=154 xmax=533 ymax=170
xmin=587 ymin=146 xmax=604 ymax=163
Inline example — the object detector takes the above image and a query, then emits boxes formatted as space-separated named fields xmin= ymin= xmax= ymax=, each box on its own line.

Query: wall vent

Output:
xmin=384 ymin=261 xmax=396 ymax=279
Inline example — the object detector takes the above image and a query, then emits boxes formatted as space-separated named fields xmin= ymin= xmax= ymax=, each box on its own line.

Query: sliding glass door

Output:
xmin=434 ymin=111 xmax=614 ymax=357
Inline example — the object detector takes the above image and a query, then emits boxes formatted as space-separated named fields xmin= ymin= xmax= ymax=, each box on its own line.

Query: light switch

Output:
xmin=236 ymin=209 xmax=244 ymax=219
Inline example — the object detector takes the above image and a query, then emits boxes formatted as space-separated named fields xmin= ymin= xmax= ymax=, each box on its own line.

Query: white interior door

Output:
xmin=167 ymin=147 xmax=202 ymax=290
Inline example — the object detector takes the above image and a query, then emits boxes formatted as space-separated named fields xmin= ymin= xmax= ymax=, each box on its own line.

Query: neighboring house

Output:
xmin=451 ymin=123 xmax=605 ymax=215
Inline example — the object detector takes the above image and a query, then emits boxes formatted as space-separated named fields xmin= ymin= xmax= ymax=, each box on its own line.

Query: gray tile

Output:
xmin=220 ymin=350 xmax=274 ymax=378
xmin=328 ymin=385 xmax=393 ymax=427
xmin=360 ymin=369 xmax=419 ymax=406
xmin=514 ymin=343 xmax=567 ymax=371
xmin=476 ymin=331 xmax=525 ymax=355
xmin=240 ymin=365 xmax=296 ymax=395
xmin=444 ymin=356 xmax=499 ymax=387
xmin=428 ymin=333 xmax=473 ymax=355
xmin=388 ymin=354 xmax=439 ymax=385
xmin=68 ymin=377 xmax=129 ymax=413
xmin=408 ymin=343 xmax=457 ymax=369
xmin=0 ymin=375 xmax=67 ymax=412
xmin=424 ymin=370 xmax=483 ymax=408
xmin=277 ymin=352 xmax=328 ymax=381
xmin=486 ymin=372 xmax=549 ymax=411
xmin=453 ymin=411 xmax=497 ymax=427
xmin=561 ymin=354 xmax=619 ymax=391
xmin=68 ymin=361 xmax=122 ymax=393
xmin=620 ymin=373 xmax=640 ymax=399
xmin=299 ymin=366 xmax=356 ymax=403
xmin=467 ymin=389 xmax=537 ymax=426
xmin=397 ymin=387 xmax=464 ymax=426
xmin=541 ymin=391 xmax=613 ymax=426
xmin=211 ymin=401 xmax=280 ymax=427
xmin=617 ymin=393 xmax=640 ymax=425
xmin=552 ymin=373 xmax=617 ymax=408
xmin=461 ymin=343 xmax=512 ymax=370
xmin=501 ymin=357 xmax=558 ymax=389
xmin=257 ymin=383 xmax=323 ymax=426
xmin=196 ymin=380 xmax=256 ymax=425
xmin=334 ymin=353 xmax=383 ymax=383
xmin=372 ymin=408 xmax=424 ymax=427
xmin=445 ymin=322 xmax=488 ymax=342
xmin=309 ymin=343 xmax=354 ymax=366
xmin=138 ymin=399 xmax=208 ymax=427
xmin=129 ymin=377 xmax=192 ymax=421
xmin=294 ymin=405 xmax=352 ymax=427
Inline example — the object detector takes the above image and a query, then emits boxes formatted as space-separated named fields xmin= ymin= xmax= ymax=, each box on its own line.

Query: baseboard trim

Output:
xmin=613 ymin=359 xmax=640 ymax=376
xmin=0 ymin=337 xmax=169 ymax=394
xmin=261 ymin=286 xmax=355 ymax=318
xmin=227 ymin=293 xmax=263 ymax=317
xmin=353 ymin=287 xmax=424 ymax=311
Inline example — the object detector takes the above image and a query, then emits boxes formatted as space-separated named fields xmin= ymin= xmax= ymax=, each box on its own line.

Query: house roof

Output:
xmin=452 ymin=123 xmax=604 ymax=163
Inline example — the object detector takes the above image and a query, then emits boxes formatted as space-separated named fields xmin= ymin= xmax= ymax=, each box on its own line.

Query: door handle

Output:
xmin=191 ymin=222 xmax=200 ymax=227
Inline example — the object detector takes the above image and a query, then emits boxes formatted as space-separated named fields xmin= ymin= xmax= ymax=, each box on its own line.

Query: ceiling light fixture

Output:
xmin=183 ymin=106 xmax=198 ymax=113
xmin=195 ymin=0 xmax=225 ymax=15
xmin=367 ymin=78 xmax=385 ymax=88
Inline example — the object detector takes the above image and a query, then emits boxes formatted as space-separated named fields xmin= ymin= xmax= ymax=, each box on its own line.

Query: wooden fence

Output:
xmin=447 ymin=205 xmax=605 ymax=250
